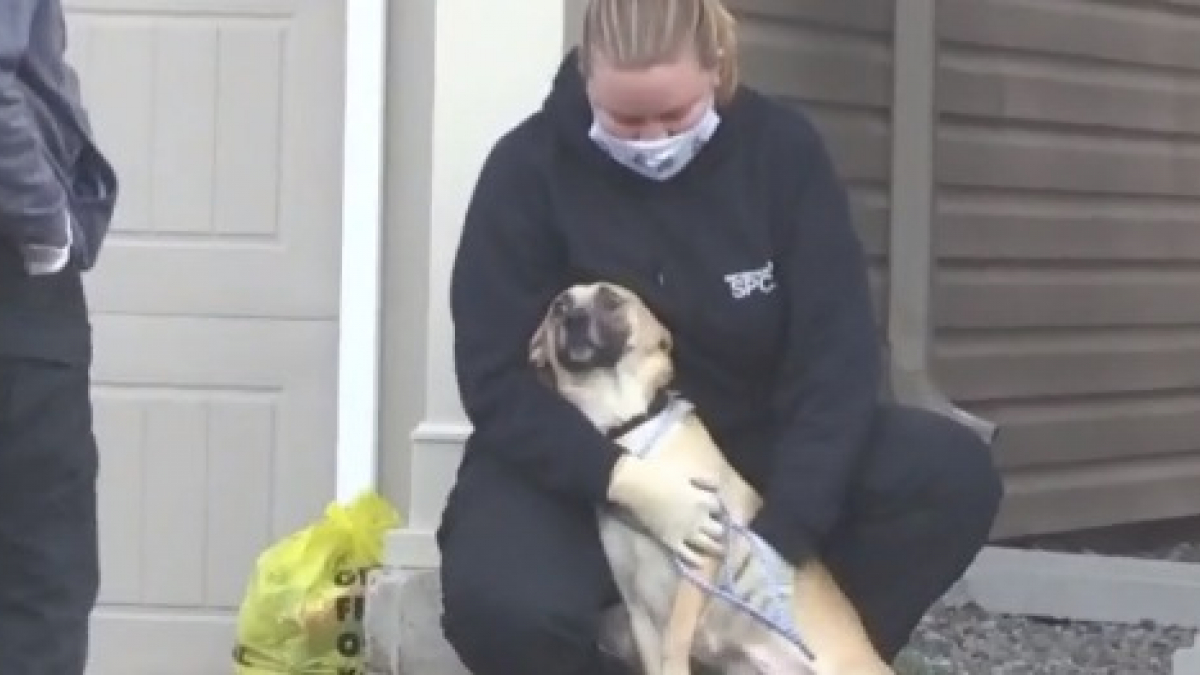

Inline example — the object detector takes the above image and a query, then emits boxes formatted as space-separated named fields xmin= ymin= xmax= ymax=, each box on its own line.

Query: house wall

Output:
xmin=929 ymin=1 xmax=1200 ymax=537
xmin=723 ymin=0 xmax=1200 ymax=539
xmin=381 ymin=0 xmax=1200 ymax=566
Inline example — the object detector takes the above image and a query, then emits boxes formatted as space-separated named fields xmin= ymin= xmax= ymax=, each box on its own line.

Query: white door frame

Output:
xmin=385 ymin=0 xmax=570 ymax=569
xmin=335 ymin=0 xmax=388 ymax=503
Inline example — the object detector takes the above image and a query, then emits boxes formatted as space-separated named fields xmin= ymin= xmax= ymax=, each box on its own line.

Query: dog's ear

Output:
xmin=528 ymin=318 xmax=557 ymax=389
xmin=603 ymin=283 xmax=671 ymax=356
xmin=656 ymin=324 xmax=673 ymax=354
xmin=533 ymin=355 xmax=556 ymax=389
xmin=634 ymin=301 xmax=672 ymax=356
xmin=624 ymin=295 xmax=675 ymax=393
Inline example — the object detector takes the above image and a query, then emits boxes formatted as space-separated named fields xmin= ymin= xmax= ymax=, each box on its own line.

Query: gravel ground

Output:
xmin=896 ymin=544 xmax=1200 ymax=675
xmin=900 ymin=598 xmax=1195 ymax=674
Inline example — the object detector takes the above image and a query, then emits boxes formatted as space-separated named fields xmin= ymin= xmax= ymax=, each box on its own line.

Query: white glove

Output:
xmin=606 ymin=454 xmax=726 ymax=568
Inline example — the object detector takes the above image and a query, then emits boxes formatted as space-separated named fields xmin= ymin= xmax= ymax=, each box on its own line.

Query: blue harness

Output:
xmin=615 ymin=392 xmax=815 ymax=662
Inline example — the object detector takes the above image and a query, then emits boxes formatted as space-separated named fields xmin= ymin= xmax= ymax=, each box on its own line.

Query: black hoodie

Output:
xmin=448 ymin=49 xmax=881 ymax=564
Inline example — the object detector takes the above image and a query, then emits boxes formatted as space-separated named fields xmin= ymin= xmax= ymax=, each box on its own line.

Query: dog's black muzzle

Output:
xmin=557 ymin=309 xmax=625 ymax=373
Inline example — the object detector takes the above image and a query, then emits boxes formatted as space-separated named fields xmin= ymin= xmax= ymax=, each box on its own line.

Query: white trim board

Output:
xmin=386 ymin=0 xmax=568 ymax=560
xmin=956 ymin=546 xmax=1200 ymax=629
xmin=386 ymin=422 xmax=469 ymax=569
xmin=335 ymin=0 xmax=389 ymax=503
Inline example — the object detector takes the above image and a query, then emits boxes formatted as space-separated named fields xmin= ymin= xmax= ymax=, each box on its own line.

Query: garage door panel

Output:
xmin=65 ymin=0 xmax=344 ymax=670
xmin=92 ymin=316 xmax=336 ymax=612
xmin=68 ymin=0 xmax=343 ymax=319
xmin=84 ymin=247 xmax=339 ymax=319
xmin=89 ymin=611 xmax=235 ymax=675
xmin=94 ymin=391 xmax=276 ymax=609
xmin=67 ymin=15 xmax=283 ymax=240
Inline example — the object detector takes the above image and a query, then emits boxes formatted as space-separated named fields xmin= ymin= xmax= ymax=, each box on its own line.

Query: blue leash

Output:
xmin=617 ymin=393 xmax=815 ymax=663
xmin=672 ymin=498 xmax=816 ymax=662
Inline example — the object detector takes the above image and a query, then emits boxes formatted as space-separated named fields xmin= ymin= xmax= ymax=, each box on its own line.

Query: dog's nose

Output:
xmin=563 ymin=308 xmax=590 ymax=332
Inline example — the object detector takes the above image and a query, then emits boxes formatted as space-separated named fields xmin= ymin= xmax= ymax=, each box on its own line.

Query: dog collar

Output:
xmin=610 ymin=390 xmax=695 ymax=459
xmin=605 ymin=388 xmax=673 ymax=441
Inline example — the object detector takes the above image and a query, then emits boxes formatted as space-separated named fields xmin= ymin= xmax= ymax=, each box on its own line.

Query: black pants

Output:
xmin=437 ymin=404 xmax=1004 ymax=674
xmin=0 ymin=357 xmax=99 ymax=675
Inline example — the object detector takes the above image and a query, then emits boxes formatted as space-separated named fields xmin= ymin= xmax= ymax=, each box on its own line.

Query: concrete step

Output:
xmin=364 ymin=567 xmax=636 ymax=674
xmin=365 ymin=567 xmax=469 ymax=675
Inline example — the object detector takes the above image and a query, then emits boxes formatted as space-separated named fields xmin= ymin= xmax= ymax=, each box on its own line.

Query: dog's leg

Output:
xmin=736 ymin=631 xmax=813 ymax=675
xmin=628 ymin=607 xmax=667 ymax=675
xmin=789 ymin=559 xmax=894 ymax=674
xmin=659 ymin=555 xmax=722 ymax=675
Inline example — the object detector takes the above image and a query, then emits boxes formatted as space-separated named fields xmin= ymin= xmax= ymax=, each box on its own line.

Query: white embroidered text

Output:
xmin=724 ymin=261 xmax=776 ymax=299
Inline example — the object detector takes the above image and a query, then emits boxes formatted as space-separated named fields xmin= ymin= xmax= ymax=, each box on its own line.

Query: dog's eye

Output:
xmin=551 ymin=296 xmax=570 ymax=315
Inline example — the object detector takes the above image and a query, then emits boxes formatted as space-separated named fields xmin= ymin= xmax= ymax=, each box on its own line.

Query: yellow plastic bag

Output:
xmin=233 ymin=490 xmax=402 ymax=674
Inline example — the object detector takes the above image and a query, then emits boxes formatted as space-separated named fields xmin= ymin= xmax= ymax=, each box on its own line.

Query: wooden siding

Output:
xmin=732 ymin=0 xmax=1200 ymax=538
xmin=932 ymin=0 xmax=1200 ymax=536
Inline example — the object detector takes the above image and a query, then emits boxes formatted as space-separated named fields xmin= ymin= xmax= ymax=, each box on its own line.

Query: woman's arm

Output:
xmin=450 ymin=126 xmax=623 ymax=502
xmin=748 ymin=114 xmax=882 ymax=565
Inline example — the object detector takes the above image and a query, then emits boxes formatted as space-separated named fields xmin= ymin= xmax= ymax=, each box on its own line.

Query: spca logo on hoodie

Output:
xmin=724 ymin=260 xmax=776 ymax=300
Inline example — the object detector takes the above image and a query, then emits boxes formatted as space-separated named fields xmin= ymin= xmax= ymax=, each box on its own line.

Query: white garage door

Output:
xmin=64 ymin=1 xmax=346 ymax=672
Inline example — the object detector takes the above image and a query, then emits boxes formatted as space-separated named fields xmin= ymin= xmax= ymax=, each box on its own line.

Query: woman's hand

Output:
xmin=606 ymin=454 xmax=726 ymax=567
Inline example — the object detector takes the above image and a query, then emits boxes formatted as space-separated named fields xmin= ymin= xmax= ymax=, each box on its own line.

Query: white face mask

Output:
xmin=588 ymin=103 xmax=721 ymax=181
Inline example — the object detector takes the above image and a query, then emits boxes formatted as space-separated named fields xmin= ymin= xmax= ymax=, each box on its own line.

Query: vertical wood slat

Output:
xmin=889 ymin=0 xmax=998 ymax=442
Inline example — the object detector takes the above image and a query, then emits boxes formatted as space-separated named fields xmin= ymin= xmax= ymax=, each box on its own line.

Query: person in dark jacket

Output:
xmin=439 ymin=0 xmax=1003 ymax=672
xmin=0 ymin=1 xmax=119 ymax=673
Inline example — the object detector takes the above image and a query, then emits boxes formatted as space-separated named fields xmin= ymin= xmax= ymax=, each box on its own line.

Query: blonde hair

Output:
xmin=579 ymin=0 xmax=740 ymax=104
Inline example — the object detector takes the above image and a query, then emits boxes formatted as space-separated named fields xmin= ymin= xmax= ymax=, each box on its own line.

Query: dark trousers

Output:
xmin=0 ymin=356 xmax=99 ymax=675
xmin=437 ymin=404 xmax=1004 ymax=674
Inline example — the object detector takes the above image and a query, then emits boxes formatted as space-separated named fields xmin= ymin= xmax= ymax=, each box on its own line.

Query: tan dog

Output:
xmin=530 ymin=282 xmax=894 ymax=675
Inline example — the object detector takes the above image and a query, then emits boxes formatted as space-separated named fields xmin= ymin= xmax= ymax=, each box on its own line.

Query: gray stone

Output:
xmin=962 ymin=546 xmax=1200 ymax=628
xmin=364 ymin=567 xmax=470 ymax=675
